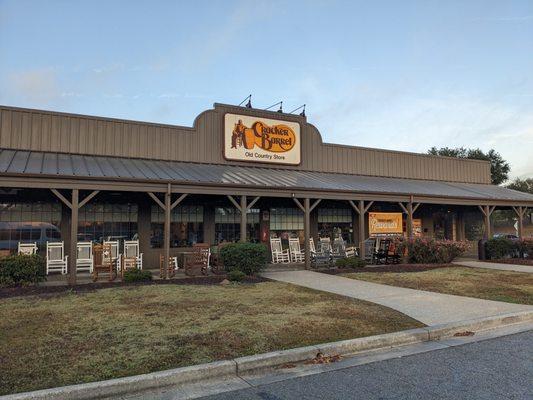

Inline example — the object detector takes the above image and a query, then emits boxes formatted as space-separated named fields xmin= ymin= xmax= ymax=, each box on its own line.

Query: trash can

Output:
xmin=478 ymin=239 xmax=487 ymax=260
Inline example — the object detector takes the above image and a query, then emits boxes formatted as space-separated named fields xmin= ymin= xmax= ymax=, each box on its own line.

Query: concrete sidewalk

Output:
xmin=452 ymin=260 xmax=533 ymax=273
xmin=261 ymin=270 xmax=532 ymax=325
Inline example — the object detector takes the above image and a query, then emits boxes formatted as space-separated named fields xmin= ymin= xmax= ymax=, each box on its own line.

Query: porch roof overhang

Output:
xmin=1 ymin=148 xmax=532 ymax=207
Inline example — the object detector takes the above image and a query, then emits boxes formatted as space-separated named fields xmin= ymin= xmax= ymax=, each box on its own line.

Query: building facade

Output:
xmin=1 ymin=102 xmax=532 ymax=283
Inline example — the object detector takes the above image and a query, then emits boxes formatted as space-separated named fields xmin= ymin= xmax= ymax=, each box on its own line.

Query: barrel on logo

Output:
xmin=243 ymin=128 xmax=255 ymax=149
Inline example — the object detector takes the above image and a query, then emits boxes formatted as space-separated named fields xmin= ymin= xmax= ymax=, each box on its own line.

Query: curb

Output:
xmin=3 ymin=310 xmax=532 ymax=400
xmin=2 ymin=361 xmax=237 ymax=400
xmin=427 ymin=311 xmax=533 ymax=340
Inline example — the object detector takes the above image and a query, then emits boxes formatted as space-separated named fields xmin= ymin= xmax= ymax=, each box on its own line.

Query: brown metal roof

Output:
xmin=1 ymin=148 xmax=532 ymax=203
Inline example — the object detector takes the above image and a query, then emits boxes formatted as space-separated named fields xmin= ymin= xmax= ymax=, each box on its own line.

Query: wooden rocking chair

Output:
xmin=210 ymin=242 xmax=231 ymax=275
xmin=159 ymin=254 xmax=178 ymax=278
xmin=184 ymin=243 xmax=210 ymax=276
xmin=121 ymin=255 xmax=138 ymax=278
xmin=92 ymin=243 xmax=116 ymax=282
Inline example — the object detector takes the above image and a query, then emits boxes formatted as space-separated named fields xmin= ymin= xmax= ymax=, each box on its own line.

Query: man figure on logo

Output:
xmin=231 ymin=120 xmax=246 ymax=149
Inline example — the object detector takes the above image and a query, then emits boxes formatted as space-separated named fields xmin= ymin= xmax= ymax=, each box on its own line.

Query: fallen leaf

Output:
xmin=453 ymin=331 xmax=475 ymax=337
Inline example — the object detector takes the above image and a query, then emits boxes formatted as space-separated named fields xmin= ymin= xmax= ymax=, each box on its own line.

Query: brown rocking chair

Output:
xmin=121 ymin=255 xmax=138 ymax=279
xmin=184 ymin=243 xmax=210 ymax=276
xmin=159 ymin=254 xmax=178 ymax=279
xmin=210 ymin=242 xmax=231 ymax=275
xmin=92 ymin=243 xmax=116 ymax=282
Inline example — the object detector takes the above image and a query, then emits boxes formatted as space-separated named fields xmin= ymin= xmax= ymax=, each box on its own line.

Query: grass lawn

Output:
xmin=342 ymin=266 xmax=533 ymax=305
xmin=0 ymin=281 xmax=422 ymax=395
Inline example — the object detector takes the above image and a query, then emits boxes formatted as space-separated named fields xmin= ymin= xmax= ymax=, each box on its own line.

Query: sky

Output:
xmin=0 ymin=0 xmax=532 ymax=180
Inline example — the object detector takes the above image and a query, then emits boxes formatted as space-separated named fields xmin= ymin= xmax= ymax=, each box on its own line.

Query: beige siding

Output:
xmin=0 ymin=104 xmax=491 ymax=184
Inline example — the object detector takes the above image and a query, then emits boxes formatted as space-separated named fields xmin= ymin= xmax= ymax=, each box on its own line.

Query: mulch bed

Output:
xmin=488 ymin=259 xmax=533 ymax=266
xmin=320 ymin=264 xmax=454 ymax=275
xmin=0 ymin=275 xmax=267 ymax=300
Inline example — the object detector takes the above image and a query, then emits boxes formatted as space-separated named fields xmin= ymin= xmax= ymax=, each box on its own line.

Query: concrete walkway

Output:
xmin=261 ymin=270 xmax=532 ymax=326
xmin=452 ymin=260 xmax=533 ymax=273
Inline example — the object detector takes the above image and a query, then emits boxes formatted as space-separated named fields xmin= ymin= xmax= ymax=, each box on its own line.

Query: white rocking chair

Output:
xmin=124 ymin=240 xmax=143 ymax=269
xmin=288 ymin=237 xmax=305 ymax=263
xmin=270 ymin=237 xmax=290 ymax=264
xmin=46 ymin=241 xmax=68 ymax=275
xmin=319 ymin=237 xmax=332 ymax=252
xmin=76 ymin=241 xmax=94 ymax=273
xmin=309 ymin=237 xmax=317 ymax=256
xmin=18 ymin=242 xmax=38 ymax=255
xmin=104 ymin=240 xmax=122 ymax=273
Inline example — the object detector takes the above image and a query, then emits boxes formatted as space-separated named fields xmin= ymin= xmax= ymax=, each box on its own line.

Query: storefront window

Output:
xmin=492 ymin=210 xmax=521 ymax=238
xmin=318 ymin=208 xmax=353 ymax=243
xmin=269 ymin=208 xmax=304 ymax=242
xmin=78 ymin=203 xmax=138 ymax=243
xmin=215 ymin=207 xmax=260 ymax=243
xmin=464 ymin=211 xmax=483 ymax=241
xmin=0 ymin=202 xmax=62 ymax=251
xmin=151 ymin=205 xmax=203 ymax=248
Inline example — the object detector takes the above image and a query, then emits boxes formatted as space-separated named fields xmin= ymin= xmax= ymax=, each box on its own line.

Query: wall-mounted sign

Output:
xmin=369 ymin=212 xmax=403 ymax=235
xmin=224 ymin=113 xmax=301 ymax=165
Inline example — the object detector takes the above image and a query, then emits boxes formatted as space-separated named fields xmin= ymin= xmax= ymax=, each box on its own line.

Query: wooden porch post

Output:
xmin=518 ymin=207 xmax=524 ymax=240
xmin=164 ymin=184 xmax=171 ymax=280
xmin=512 ymin=206 xmax=526 ymax=240
xmin=348 ymin=200 xmax=374 ymax=259
xmin=407 ymin=202 xmax=413 ymax=239
xmin=304 ymin=198 xmax=311 ymax=270
xmin=398 ymin=197 xmax=420 ymax=239
xmin=227 ymin=195 xmax=260 ymax=244
xmin=51 ymin=188 xmax=99 ymax=286
xmin=240 ymin=195 xmax=247 ymax=243
xmin=69 ymin=189 xmax=78 ymax=286
xmin=148 ymin=189 xmax=187 ymax=280
xmin=485 ymin=205 xmax=491 ymax=239
xmin=478 ymin=205 xmax=495 ymax=240
xmin=348 ymin=200 xmax=373 ymax=259
xmin=293 ymin=197 xmax=320 ymax=269
xmin=358 ymin=200 xmax=366 ymax=258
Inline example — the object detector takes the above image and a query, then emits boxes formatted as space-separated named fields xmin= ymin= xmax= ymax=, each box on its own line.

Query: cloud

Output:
xmin=7 ymin=69 xmax=61 ymax=103
xmin=297 ymin=80 xmax=533 ymax=180
xmin=60 ymin=92 xmax=83 ymax=98
xmin=92 ymin=63 xmax=124 ymax=74
xmin=176 ymin=0 xmax=275 ymax=70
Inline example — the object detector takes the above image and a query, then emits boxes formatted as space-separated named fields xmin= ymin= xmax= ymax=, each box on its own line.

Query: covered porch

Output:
xmin=1 ymin=148 xmax=532 ymax=285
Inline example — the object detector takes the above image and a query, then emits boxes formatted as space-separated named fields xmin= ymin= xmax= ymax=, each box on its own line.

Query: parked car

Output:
xmin=492 ymin=233 xmax=519 ymax=240
xmin=0 ymin=222 xmax=61 ymax=251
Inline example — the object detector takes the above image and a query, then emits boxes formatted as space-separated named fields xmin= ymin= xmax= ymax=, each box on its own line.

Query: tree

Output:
xmin=506 ymin=178 xmax=533 ymax=194
xmin=428 ymin=147 xmax=510 ymax=185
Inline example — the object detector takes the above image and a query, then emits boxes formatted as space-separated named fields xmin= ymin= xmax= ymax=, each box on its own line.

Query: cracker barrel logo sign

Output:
xmin=224 ymin=113 xmax=301 ymax=165
xmin=369 ymin=212 xmax=404 ymax=235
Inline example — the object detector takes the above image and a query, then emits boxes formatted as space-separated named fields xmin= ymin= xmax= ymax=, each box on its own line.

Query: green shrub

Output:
xmin=485 ymin=238 xmax=516 ymax=259
xmin=335 ymin=257 xmax=367 ymax=269
xmin=0 ymin=254 xmax=46 ymax=286
xmin=123 ymin=269 xmax=152 ymax=283
xmin=405 ymin=238 xmax=467 ymax=264
xmin=520 ymin=239 xmax=533 ymax=259
xmin=220 ymin=243 xmax=268 ymax=276
xmin=227 ymin=269 xmax=246 ymax=282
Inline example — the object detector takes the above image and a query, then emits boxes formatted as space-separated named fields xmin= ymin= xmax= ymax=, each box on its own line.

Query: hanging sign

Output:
xmin=369 ymin=212 xmax=403 ymax=235
xmin=224 ymin=113 xmax=301 ymax=165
